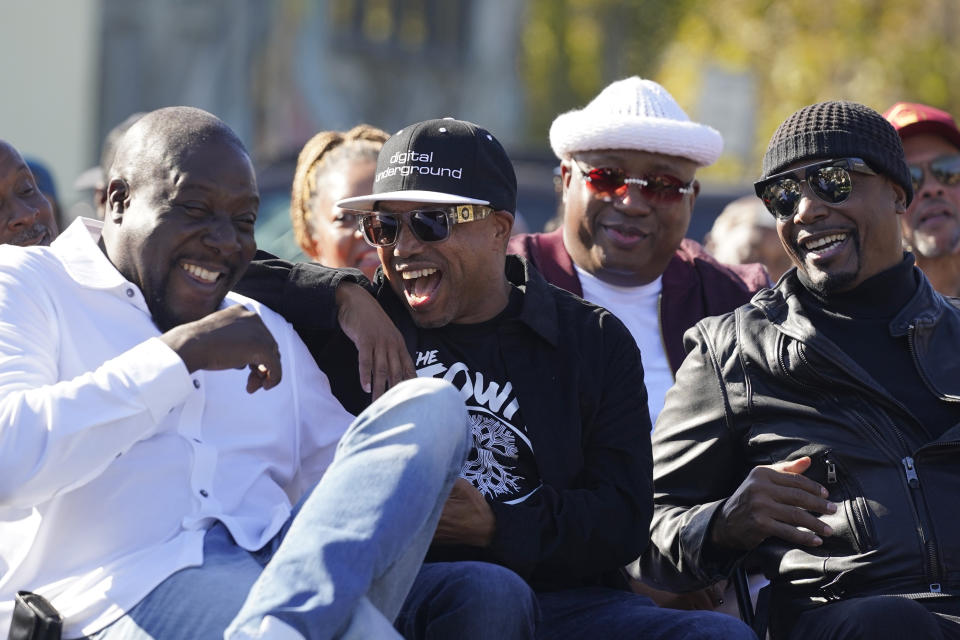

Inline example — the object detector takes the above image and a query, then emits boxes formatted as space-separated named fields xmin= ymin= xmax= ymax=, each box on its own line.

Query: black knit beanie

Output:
xmin=761 ymin=100 xmax=914 ymax=206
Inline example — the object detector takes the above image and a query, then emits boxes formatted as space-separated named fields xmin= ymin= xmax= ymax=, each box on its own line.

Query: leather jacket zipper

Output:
xmin=901 ymin=455 xmax=943 ymax=592
xmin=822 ymin=452 xmax=876 ymax=552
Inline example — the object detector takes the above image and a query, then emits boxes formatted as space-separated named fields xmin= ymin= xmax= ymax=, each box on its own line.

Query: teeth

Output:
xmin=804 ymin=233 xmax=847 ymax=251
xmin=182 ymin=263 xmax=221 ymax=283
xmin=401 ymin=268 xmax=438 ymax=280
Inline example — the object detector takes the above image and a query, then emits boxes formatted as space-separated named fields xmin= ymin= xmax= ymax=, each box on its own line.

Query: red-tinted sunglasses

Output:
xmin=573 ymin=159 xmax=695 ymax=202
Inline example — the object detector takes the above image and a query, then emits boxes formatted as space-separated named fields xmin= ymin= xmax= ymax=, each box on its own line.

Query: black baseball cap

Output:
xmin=336 ymin=117 xmax=517 ymax=213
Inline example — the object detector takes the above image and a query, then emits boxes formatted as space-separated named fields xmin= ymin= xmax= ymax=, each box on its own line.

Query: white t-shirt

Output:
xmin=574 ymin=265 xmax=672 ymax=426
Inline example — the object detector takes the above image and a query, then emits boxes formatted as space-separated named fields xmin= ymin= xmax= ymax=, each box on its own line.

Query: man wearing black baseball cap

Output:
xmin=646 ymin=101 xmax=960 ymax=638
xmin=239 ymin=117 xmax=753 ymax=639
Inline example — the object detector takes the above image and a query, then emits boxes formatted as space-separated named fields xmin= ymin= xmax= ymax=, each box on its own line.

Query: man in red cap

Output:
xmin=884 ymin=102 xmax=960 ymax=296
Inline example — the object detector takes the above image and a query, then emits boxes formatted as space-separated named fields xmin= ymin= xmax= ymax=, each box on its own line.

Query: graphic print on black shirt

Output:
xmin=415 ymin=298 xmax=541 ymax=504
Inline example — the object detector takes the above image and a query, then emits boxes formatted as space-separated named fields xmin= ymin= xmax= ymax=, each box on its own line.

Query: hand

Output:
xmin=159 ymin=305 xmax=281 ymax=394
xmin=335 ymin=282 xmax=415 ymax=399
xmin=710 ymin=456 xmax=836 ymax=551
xmin=628 ymin=578 xmax=725 ymax=611
xmin=432 ymin=478 xmax=495 ymax=547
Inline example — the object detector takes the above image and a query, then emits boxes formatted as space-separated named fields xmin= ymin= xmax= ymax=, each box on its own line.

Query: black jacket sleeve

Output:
xmin=235 ymin=251 xmax=368 ymax=331
xmin=234 ymin=252 xmax=373 ymax=412
xmin=642 ymin=312 xmax=751 ymax=590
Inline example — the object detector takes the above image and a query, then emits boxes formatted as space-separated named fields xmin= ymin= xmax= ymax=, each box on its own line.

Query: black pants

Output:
xmin=788 ymin=595 xmax=960 ymax=640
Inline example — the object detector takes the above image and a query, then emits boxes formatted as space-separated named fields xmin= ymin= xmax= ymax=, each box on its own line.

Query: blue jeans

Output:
xmin=88 ymin=378 xmax=469 ymax=640
xmin=395 ymin=561 xmax=757 ymax=640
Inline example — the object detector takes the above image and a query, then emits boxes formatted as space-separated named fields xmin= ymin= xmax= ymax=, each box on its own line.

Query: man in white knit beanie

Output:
xmin=508 ymin=77 xmax=770 ymax=614
xmin=511 ymin=77 xmax=768 ymax=428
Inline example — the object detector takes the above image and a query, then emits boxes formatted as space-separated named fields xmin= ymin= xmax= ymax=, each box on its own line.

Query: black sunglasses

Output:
xmin=357 ymin=204 xmax=493 ymax=247
xmin=753 ymin=157 xmax=877 ymax=220
xmin=573 ymin=159 xmax=695 ymax=203
xmin=908 ymin=153 xmax=960 ymax=193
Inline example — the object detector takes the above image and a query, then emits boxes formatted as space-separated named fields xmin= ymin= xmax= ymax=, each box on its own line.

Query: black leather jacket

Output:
xmin=644 ymin=267 xmax=960 ymax=628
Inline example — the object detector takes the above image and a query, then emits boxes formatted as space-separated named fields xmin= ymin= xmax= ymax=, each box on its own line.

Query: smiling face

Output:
xmin=900 ymin=134 xmax=960 ymax=259
xmin=307 ymin=159 xmax=380 ymax=278
xmin=375 ymin=201 xmax=512 ymax=328
xmin=104 ymin=127 xmax=259 ymax=331
xmin=775 ymin=158 xmax=906 ymax=295
xmin=560 ymin=148 xmax=698 ymax=286
xmin=0 ymin=141 xmax=58 ymax=247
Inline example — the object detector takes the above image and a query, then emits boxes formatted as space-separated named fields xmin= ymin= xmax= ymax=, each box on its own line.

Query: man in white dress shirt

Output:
xmin=0 ymin=107 xmax=468 ymax=640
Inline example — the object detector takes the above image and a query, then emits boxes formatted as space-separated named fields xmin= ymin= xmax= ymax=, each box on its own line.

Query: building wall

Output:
xmin=0 ymin=0 xmax=101 ymax=211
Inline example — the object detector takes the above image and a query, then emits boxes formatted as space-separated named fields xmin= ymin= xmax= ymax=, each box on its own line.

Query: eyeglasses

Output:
xmin=572 ymin=159 xmax=695 ymax=203
xmin=753 ymin=157 xmax=877 ymax=221
xmin=357 ymin=204 xmax=493 ymax=247
xmin=908 ymin=153 xmax=960 ymax=193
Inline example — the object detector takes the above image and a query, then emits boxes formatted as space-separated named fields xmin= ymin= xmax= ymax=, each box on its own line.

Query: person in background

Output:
xmin=705 ymin=195 xmax=792 ymax=281
xmin=74 ymin=112 xmax=146 ymax=219
xmin=884 ymin=101 xmax=960 ymax=296
xmin=0 ymin=140 xmax=58 ymax=246
xmin=25 ymin=157 xmax=67 ymax=233
xmin=290 ymin=125 xmax=388 ymax=280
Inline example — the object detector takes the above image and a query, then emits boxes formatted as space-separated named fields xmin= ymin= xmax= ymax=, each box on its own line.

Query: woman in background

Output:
xmin=291 ymin=124 xmax=388 ymax=280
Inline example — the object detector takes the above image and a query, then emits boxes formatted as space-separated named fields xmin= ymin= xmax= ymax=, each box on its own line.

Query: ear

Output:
xmin=492 ymin=210 xmax=514 ymax=241
xmin=891 ymin=181 xmax=908 ymax=215
xmin=689 ymin=179 xmax=701 ymax=209
xmin=106 ymin=178 xmax=131 ymax=222
xmin=559 ymin=161 xmax=573 ymax=202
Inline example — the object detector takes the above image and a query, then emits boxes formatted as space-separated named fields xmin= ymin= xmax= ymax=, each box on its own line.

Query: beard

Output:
xmin=910 ymin=227 xmax=960 ymax=259
xmin=9 ymin=222 xmax=52 ymax=246
xmin=796 ymin=267 xmax=858 ymax=297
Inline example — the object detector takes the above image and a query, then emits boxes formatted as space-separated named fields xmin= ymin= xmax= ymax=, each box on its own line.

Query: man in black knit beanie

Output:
xmin=644 ymin=100 xmax=960 ymax=639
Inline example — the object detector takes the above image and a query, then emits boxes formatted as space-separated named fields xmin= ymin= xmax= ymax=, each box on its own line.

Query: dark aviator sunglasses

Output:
xmin=754 ymin=157 xmax=877 ymax=221
xmin=357 ymin=204 xmax=493 ymax=247
xmin=909 ymin=153 xmax=960 ymax=193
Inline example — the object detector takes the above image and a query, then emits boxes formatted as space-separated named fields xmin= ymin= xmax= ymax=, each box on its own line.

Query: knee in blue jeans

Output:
xmin=405 ymin=561 xmax=537 ymax=637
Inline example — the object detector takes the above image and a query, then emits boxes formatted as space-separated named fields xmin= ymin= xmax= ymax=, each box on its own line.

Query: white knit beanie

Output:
xmin=549 ymin=77 xmax=723 ymax=166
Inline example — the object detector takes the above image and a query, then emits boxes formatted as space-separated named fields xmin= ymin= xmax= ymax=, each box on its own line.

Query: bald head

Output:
xmin=108 ymin=107 xmax=248 ymax=190
xmin=0 ymin=140 xmax=58 ymax=246
xmin=100 ymin=106 xmax=260 ymax=331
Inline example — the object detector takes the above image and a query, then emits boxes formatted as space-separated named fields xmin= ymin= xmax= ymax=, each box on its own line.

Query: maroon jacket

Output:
xmin=507 ymin=229 xmax=770 ymax=374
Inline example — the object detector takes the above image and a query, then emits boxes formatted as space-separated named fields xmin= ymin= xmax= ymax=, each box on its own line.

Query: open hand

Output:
xmin=711 ymin=456 xmax=836 ymax=551
xmin=335 ymin=281 xmax=415 ymax=399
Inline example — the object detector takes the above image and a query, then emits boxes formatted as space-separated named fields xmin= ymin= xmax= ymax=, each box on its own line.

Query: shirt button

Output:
xmin=125 ymin=288 xmax=134 ymax=298
xmin=199 ymin=489 xmax=209 ymax=498
xmin=193 ymin=379 xmax=200 ymax=389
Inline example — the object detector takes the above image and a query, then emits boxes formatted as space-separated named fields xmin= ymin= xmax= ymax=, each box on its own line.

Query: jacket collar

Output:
xmin=753 ymin=264 xmax=946 ymax=338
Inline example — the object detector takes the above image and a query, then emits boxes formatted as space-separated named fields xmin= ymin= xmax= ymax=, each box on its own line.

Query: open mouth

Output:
xmin=400 ymin=267 xmax=441 ymax=308
xmin=180 ymin=261 xmax=226 ymax=285
xmin=799 ymin=232 xmax=849 ymax=258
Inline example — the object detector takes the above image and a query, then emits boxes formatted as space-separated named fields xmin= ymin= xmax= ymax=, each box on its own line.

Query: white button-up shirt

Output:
xmin=0 ymin=219 xmax=354 ymax=638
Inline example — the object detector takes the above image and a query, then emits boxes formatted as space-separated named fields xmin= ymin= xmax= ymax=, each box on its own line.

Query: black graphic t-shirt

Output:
xmin=415 ymin=287 xmax=541 ymax=504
